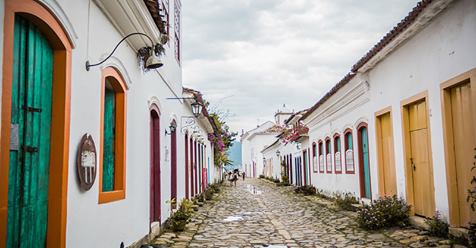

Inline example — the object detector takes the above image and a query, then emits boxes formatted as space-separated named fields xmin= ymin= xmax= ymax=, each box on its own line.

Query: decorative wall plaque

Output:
xmin=76 ymin=134 xmax=97 ymax=191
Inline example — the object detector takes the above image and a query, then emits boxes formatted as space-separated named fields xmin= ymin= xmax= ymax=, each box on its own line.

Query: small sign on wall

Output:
xmin=76 ymin=134 xmax=97 ymax=191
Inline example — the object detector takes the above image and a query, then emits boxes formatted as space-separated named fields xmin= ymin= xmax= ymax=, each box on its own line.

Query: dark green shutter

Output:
xmin=7 ymin=16 xmax=53 ymax=248
xmin=102 ymin=84 xmax=115 ymax=192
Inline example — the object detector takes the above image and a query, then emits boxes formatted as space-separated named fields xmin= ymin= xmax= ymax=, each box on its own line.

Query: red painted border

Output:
xmin=325 ymin=137 xmax=332 ymax=173
xmin=333 ymin=133 xmax=342 ymax=174
xmin=344 ymin=129 xmax=355 ymax=174
xmin=357 ymin=123 xmax=372 ymax=199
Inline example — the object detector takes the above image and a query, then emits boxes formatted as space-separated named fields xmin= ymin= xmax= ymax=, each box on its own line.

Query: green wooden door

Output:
xmin=360 ymin=127 xmax=372 ymax=198
xmin=7 ymin=16 xmax=54 ymax=248
xmin=102 ymin=84 xmax=116 ymax=192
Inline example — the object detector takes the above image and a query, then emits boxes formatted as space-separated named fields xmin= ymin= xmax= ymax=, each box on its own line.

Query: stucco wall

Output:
xmin=365 ymin=0 xmax=476 ymax=219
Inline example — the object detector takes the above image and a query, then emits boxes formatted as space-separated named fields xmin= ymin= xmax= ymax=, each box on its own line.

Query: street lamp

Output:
xmin=276 ymin=150 xmax=281 ymax=157
xmin=86 ymin=32 xmax=164 ymax=71
xmin=296 ymin=142 xmax=301 ymax=150
xmin=191 ymin=101 xmax=203 ymax=117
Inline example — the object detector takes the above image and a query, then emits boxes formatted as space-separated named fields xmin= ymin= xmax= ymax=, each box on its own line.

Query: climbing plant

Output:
xmin=206 ymin=104 xmax=237 ymax=168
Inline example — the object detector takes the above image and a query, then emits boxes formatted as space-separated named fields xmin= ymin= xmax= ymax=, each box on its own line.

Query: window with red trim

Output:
xmin=318 ymin=141 xmax=324 ymax=173
xmin=312 ymin=142 xmax=317 ymax=172
xmin=334 ymin=134 xmax=342 ymax=173
xmin=325 ymin=138 xmax=332 ymax=173
xmin=344 ymin=130 xmax=355 ymax=173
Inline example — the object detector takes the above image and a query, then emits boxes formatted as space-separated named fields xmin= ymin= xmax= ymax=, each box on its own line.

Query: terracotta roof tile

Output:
xmin=351 ymin=0 xmax=433 ymax=72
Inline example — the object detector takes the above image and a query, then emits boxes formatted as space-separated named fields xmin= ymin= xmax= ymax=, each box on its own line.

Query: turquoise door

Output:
xmin=7 ymin=16 xmax=54 ymax=248
xmin=359 ymin=127 xmax=372 ymax=198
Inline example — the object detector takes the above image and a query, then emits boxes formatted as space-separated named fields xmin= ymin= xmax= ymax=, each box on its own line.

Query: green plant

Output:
xmin=166 ymin=199 xmax=195 ymax=232
xmin=467 ymin=148 xmax=476 ymax=246
xmin=425 ymin=211 xmax=449 ymax=238
xmin=468 ymin=223 xmax=476 ymax=248
xmin=273 ymin=178 xmax=280 ymax=183
xmin=281 ymin=175 xmax=289 ymax=184
xmin=356 ymin=196 xmax=410 ymax=230
xmin=294 ymin=185 xmax=317 ymax=196
xmin=334 ymin=192 xmax=359 ymax=211
xmin=259 ymin=175 xmax=265 ymax=179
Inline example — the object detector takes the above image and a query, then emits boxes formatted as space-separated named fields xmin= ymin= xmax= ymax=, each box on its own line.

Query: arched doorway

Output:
xmin=170 ymin=120 xmax=177 ymax=205
xmin=150 ymin=107 xmax=161 ymax=224
xmin=0 ymin=1 xmax=73 ymax=247
xmin=358 ymin=123 xmax=372 ymax=199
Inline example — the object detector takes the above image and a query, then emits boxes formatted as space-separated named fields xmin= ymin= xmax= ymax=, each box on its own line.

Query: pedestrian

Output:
xmin=242 ymin=171 xmax=246 ymax=181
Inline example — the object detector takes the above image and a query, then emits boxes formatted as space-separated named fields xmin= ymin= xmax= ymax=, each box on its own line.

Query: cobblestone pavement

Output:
xmin=153 ymin=179 xmax=458 ymax=248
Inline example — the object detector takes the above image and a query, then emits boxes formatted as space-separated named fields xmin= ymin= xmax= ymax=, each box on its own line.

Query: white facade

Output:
xmin=0 ymin=0 xmax=220 ymax=247
xmin=300 ymin=0 xmax=476 ymax=225
xmin=241 ymin=121 xmax=277 ymax=178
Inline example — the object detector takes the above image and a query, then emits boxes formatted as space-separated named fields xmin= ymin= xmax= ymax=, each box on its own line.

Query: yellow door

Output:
xmin=377 ymin=112 xmax=397 ymax=196
xmin=449 ymin=82 xmax=476 ymax=226
xmin=408 ymin=100 xmax=435 ymax=217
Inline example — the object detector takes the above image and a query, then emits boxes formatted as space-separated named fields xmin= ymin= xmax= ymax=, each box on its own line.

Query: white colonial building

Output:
xmin=298 ymin=0 xmax=476 ymax=228
xmin=0 ymin=0 xmax=221 ymax=248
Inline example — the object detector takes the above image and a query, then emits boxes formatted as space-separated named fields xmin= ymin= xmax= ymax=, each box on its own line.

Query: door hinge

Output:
xmin=22 ymin=146 xmax=39 ymax=153
xmin=22 ymin=106 xmax=42 ymax=113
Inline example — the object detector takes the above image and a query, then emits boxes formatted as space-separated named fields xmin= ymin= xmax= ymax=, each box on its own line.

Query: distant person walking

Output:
xmin=242 ymin=171 xmax=246 ymax=181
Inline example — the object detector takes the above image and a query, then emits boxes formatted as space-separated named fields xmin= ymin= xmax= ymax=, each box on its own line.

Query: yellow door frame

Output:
xmin=440 ymin=67 xmax=476 ymax=226
xmin=375 ymin=106 xmax=397 ymax=197
xmin=400 ymin=91 xmax=435 ymax=216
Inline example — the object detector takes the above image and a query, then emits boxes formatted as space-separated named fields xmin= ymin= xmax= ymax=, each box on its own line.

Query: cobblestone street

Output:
xmin=185 ymin=179 xmax=399 ymax=247
xmin=152 ymin=179 xmax=458 ymax=248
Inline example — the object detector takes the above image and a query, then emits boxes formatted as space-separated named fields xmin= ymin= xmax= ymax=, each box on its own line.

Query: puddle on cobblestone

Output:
xmin=245 ymin=184 xmax=263 ymax=195
xmin=223 ymin=215 xmax=244 ymax=222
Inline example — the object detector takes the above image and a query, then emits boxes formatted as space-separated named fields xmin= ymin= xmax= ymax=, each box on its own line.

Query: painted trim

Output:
xmin=344 ymin=128 xmax=355 ymax=174
xmin=0 ymin=0 xmax=73 ymax=247
xmin=318 ymin=140 xmax=325 ymax=173
xmin=149 ymin=104 xmax=161 ymax=225
xmin=312 ymin=142 xmax=317 ymax=173
xmin=440 ymin=68 xmax=476 ymax=226
xmin=357 ymin=122 xmax=371 ymax=199
xmin=333 ymin=133 xmax=342 ymax=174
xmin=98 ymin=67 xmax=127 ymax=204
xmin=374 ymin=107 xmax=397 ymax=197
xmin=400 ymin=90 xmax=435 ymax=216
xmin=325 ymin=137 xmax=332 ymax=173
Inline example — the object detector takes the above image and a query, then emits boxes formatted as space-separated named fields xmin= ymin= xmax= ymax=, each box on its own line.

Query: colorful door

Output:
xmin=448 ymin=82 xmax=476 ymax=226
xmin=408 ymin=100 xmax=434 ymax=217
xmin=358 ymin=126 xmax=372 ymax=199
xmin=150 ymin=110 xmax=161 ymax=223
xmin=7 ymin=16 xmax=54 ymax=248
xmin=377 ymin=112 xmax=397 ymax=196
xmin=170 ymin=122 xmax=177 ymax=203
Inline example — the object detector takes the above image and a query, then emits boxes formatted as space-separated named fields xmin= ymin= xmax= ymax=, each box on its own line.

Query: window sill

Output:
xmin=99 ymin=190 xmax=125 ymax=204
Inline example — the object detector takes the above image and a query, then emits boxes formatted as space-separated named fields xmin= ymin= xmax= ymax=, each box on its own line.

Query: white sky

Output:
xmin=182 ymin=0 xmax=420 ymax=133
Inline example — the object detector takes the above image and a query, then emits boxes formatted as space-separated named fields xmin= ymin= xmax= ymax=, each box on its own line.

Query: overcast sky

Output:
xmin=182 ymin=0 xmax=419 ymax=134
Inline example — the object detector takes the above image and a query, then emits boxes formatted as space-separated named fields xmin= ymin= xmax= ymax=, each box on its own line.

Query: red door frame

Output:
xmin=185 ymin=133 xmax=189 ymax=199
xmin=170 ymin=120 xmax=177 ymax=202
xmin=189 ymin=137 xmax=194 ymax=197
xmin=357 ymin=122 xmax=371 ymax=198
xmin=194 ymin=140 xmax=197 ymax=195
xmin=149 ymin=107 xmax=161 ymax=224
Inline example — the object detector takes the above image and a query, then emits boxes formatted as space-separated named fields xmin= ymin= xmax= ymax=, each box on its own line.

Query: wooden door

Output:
xmin=170 ymin=122 xmax=177 ymax=203
xmin=7 ymin=17 xmax=53 ymax=248
xmin=185 ymin=134 xmax=189 ymax=199
xmin=150 ymin=110 xmax=161 ymax=223
xmin=408 ymin=100 xmax=434 ymax=217
xmin=358 ymin=126 xmax=372 ymax=199
xmin=377 ymin=112 xmax=397 ymax=196
xmin=448 ymin=82 xmax=476 ymax=226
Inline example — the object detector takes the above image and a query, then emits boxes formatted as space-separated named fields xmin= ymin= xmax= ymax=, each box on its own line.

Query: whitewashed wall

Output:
xmin=8 ymin=0 xmax=200 ymax=247
xmin=365 ymin=0 xmax=476 ymax=219
xmin=303 ymin=77 xmax=371 ymax=197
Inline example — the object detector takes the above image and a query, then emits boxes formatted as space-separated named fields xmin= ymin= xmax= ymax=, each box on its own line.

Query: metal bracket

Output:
xmin=23 ymin=106 xmax=42 ymax=113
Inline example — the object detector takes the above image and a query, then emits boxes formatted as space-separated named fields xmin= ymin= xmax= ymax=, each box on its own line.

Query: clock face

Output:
xmin=76 ymin=134 xmax=97 ymax=191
